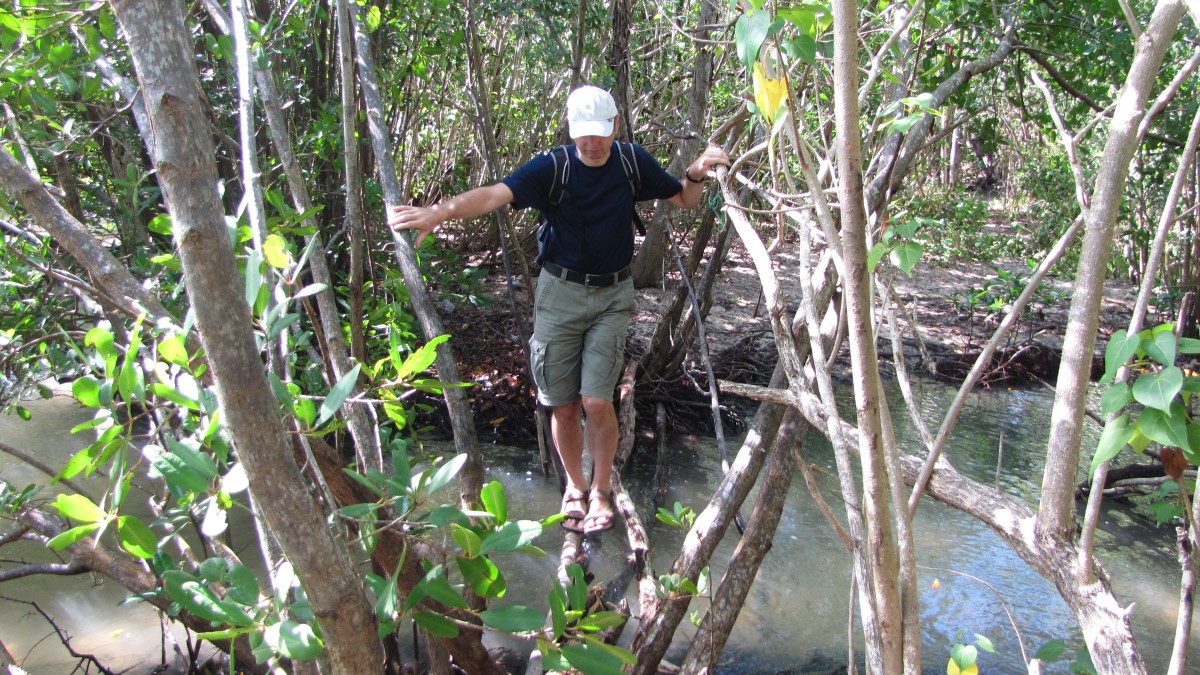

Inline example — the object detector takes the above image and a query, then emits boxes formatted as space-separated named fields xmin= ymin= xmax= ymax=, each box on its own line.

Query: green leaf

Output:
xmin=117 ymin=323 xmax=145 ymax=403
xmin=480 ymin=480 xmax=509 ymax=524
xmin=53 ymin=493 xmax=106 ymax=523
xmin=244 ymin=248 xmax=263 ymax=309
xmin=479 ymin=520 xmax=542 ymax=556
xmin=144 ymin=443 xmax=213 ymax=495
xmin=343 ymin=468 xmax=385 ymax=498
xmin=1137 ymin=406 xmax=1191 ymax=451
xmin=566 ymin=564 xmax=588 ymax=611
xmin=1102 ymin=329 xmax=1142 ymax=383
xmin=1091 ymin=414 xmax=1135 ymax=477
xmin=425 ymin=453 xmax=468 ymax=496
xmin=548 ymin=584 xmax=567 ymax=639
xmin=147 ymin=213 xmax=173 ymax=236
xmin=396 ymin=335 xmax=451 ymax=381
xmin=479 ymin=605 xmax=545 ymax=633
xmin=450 ymin=523 xmax=483 ymax=558
xmin=148 ymin=383 xmax=201 ymax=411
xmin=46 ymin=523 xmax=99 ymax=551
xmin=428 ymin=504 xmax=471 ymax=528
xmin=951 ymin=643 xmax=978 ymax=668
xmin=1143 ymin=327 xmax=1177 ymax=366
xmin=158 ymin=334 xmax=189 ymax=367
xmin=1179 ymin=337 xmax=1200 ymax=354
xmin=889 ymin=242 xmax=923 ymax=276
xmin=1034 ymin=639 xmax=1065 ymax=661
xmin=418 ymin=566 xmax=469 ymax=609
xmin=150 ymin=253 xmax=181 ymax=271
xmin=264 ymin=621 xmax=324 ymax=661
xmin=561 ymin=640 xmax=631 ymax=675
xmin=316 ymin=364 xmax=361 ymax=427
xmin=734 ymin=10 xmax=773 ymax=71
xmin=163 ymin=571 xmax=254 ymax=627
xmin=412 ymin=611 xmax=459 ymax=637
xmin=195 ymin=627 xmax=254 ymax=642
xmin=1186 ymin=424 xmax=1200 ymax=465
xmin=72 ymin=377 xmax=102 ymax=408
xmin=1099 ymin=383 xmax=1132 ymax=416
xmin=576 ymin=610 xmax=627 ymax=632
xmin=226 ymin=563 xmax=260 ymax=606
xmin=1131 ymin=367 xmax=1183 ymax=411
xmin=867 ymin=242 xmax=888 ymax=273
xmin=457 ymin=554 xmax=506 ymax=598
xmin=974 ymin=633 xmax=995 ymax=653
xmin=266 ymin=312 xmax=301 ymax=340
xmin=45 ymin=43 xmax=73 ymax=66
xmin=291 ymin=283 xmax=328 ymax=300
xmin=117 ymin=515 xmax=158 ymax=559
xmin=365 ymin=5 xmax=382 ymax=31
xmin=887 ymin=112 xmax=924 ymax=134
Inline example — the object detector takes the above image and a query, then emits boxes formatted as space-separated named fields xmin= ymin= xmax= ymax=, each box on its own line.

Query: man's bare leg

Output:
xmin=580 ymin=395 xmax=617 ymax=532
xmin=552 ymin=399 xmax=595 ymax=487
xmin=551 ymin=397 xmax=618 ymax=532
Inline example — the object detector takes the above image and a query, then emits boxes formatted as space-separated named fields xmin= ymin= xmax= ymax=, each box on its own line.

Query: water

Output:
xmin=3 ymin=382 xmax=1198 ymax=673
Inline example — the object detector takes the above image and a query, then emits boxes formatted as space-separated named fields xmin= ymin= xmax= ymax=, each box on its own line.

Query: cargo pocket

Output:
xmin=604 ymin=331 xmax=628 ymax=388
xmin=529 ymin=337 xmax=549 ymax=395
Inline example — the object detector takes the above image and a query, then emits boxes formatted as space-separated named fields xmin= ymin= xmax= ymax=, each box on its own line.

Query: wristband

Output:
xmin=684 ymin=168 xmax=705 ymax=184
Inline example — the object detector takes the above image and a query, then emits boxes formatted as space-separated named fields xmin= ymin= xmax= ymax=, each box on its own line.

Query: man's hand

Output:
xmin=387 ymin=184 xmax=514 ymax=247
xmin=693 ymin=145 xmax=731 ymax=177
xmin=388 ymin=204 xmax=442 ymax=247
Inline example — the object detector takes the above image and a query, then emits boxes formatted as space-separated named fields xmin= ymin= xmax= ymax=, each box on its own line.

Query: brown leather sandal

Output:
xmin=583 ymin=490 xmax=615 ymax=535
xmin=561 ymin=487 xmax=588 ymax=532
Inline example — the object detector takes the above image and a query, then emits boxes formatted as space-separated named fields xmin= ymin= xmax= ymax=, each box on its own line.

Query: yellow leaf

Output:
xmin=931 ymin=578 xmax=940 ymax=589
xmin=263 ymin=233 xmax=293 ymax=269
xmin=752 ymin=62 xmax=788 ymax=125
xmin=947 ymin=659 xmax=978 ymax=675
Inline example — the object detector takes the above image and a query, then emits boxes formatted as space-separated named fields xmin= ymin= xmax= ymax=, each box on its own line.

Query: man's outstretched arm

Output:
xmin=388 ymin=183 xmax=515 ymax=246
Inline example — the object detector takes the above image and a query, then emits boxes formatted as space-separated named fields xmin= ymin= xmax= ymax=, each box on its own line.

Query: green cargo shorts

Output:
xmin=528 ymin=271 xmax=634 ymax=407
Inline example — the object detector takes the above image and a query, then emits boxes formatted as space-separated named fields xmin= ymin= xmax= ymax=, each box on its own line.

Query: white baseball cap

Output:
xmin=566 ymin=86 xmax=618 ymax=139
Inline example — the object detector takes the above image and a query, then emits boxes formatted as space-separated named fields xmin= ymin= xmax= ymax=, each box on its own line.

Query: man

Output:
xmin=390 ymin=85 xmax=728 ymax=534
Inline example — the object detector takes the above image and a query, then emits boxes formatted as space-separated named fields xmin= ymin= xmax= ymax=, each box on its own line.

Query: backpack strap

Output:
xmin=614 ymin=141 xmax=647 ymax=236
xmin=547 ymin=145 xmax=571 ymax=207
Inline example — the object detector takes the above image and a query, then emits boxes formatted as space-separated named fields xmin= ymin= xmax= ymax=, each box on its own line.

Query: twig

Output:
xmin=0 ymin=595 xmax=118 ymax=674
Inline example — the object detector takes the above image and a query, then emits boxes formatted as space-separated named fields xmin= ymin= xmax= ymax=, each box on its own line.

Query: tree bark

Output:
xmin=832 ymin=0 xmax=903 ymax=670
xmin=107 ymin=1 xmax=381 ymax=672
xmin=1039 ymin=0 xmax=1185 ymax=543
xmin=336 ymin=0 xmax=368 ymax=368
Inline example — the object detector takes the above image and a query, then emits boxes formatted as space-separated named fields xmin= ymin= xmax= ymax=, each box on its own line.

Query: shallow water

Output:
xmin=484 ymin=381 xmax=1200 ymax=673
xmin=3 ymin=381 xmax=1198 ymax=673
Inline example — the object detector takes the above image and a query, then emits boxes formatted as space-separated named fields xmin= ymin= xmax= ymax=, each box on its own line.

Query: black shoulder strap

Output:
xmin=615 ymin=141 xmax=646 ymax=236
xmin=547 ymin=145 xmax=571 ymax=207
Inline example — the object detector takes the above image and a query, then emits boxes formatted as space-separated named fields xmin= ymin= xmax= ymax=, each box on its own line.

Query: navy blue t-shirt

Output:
xmin=502 ymin=143 xmax=682 ymax=274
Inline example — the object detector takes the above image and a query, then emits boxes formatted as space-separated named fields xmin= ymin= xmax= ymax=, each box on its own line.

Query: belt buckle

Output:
xmin=584 ymin=272 xmax=603 ymax=287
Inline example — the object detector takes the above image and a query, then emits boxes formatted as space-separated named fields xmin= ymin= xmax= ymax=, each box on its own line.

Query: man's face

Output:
xmin=573 ymin=117 xmax=619 ymax=167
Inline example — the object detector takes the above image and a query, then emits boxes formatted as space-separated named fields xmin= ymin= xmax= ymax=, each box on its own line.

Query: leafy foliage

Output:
xmin=1092 ymin=325 xmax=1200 ymax=491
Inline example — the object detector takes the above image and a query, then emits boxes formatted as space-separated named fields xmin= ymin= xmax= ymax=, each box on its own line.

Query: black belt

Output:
xmin=541 ymin=261 xmax=631 ymax=287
